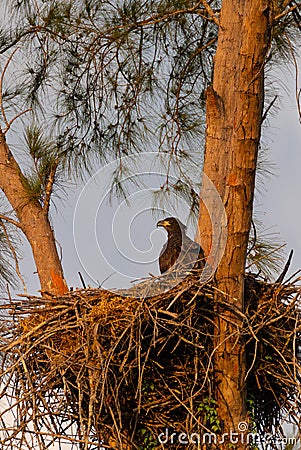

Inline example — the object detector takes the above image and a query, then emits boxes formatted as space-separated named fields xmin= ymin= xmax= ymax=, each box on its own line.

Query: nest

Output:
xmin=0 ymin=271 xmax=301 ymax=449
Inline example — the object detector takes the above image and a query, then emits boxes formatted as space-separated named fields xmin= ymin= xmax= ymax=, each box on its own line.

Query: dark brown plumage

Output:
xmin=157 ymin=217 xmax=205 ymax=275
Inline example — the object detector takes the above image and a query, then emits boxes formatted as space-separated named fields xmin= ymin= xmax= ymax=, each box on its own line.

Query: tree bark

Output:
xmin=198 ymin=0 xmax=270 ymax=445
xmin=0 ymin=130 xmax=68 ymax=295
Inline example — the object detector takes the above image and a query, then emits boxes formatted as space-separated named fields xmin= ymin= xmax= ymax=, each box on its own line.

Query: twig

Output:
xmin=0 ymin=48 xmax=19 ymax=130
xmin=285 ymin=32 xmax=301 ymax=123
xmin=274 ymin=2 xmax=301 ymax=22
xmin=78 ymin=271 xmax=87 ymax=289
xmin=244 ymin=339 xmax=258 ymax=382
xmin=0 ymin=48 xmax=32 ymax=133
xmin=0 ymin=219 xmax=27 ymax=292
xmin=199 ymin=0 xmax=220 ymax=26
xmin=43 ymin=158 xmax=59 ymax=215
xmin=4 ymin=108 xmax=32 ymax=134
xmin=275 ymin=249 xmax=294 ymax=284
xmin=247 ymin=219 xmax=258 ymax=256
xmin=261 ymin=95 xmax=278 ymax=124
xmin=0 ymin=214 xmax=23 ymax=230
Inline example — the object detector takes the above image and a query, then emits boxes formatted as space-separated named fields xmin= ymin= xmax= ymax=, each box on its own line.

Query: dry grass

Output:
xmin=0 ymin=271 xmax=300 ymax=449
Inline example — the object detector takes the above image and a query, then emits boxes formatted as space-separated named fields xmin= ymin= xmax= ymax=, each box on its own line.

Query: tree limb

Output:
xmin=4 ymin=108 xmax=32 ymax=134
xmin=43 ymin=159 xmax=59 ymax=216
xmin=0 ymin=48 xmax=18 ymax=130
xmin=0 ymin=214 xmax=23 ymax=230
xmin=0 ymin=130 xmax=68 ymax=295
xmin=0 ymin=49 xmax=32 ymax=133
xmin=274 ymin=3 xmax=301 ymax=22
xmin=199 ymin=0 xmax=220 ymax=26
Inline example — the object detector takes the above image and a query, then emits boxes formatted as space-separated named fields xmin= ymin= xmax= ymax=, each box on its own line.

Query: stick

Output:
xmin=275 ymin=249 xmax=294 ymax=284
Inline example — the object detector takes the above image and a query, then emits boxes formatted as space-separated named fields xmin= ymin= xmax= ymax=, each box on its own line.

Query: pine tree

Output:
xmin=0 ymin=0 xmax=300 ymax=447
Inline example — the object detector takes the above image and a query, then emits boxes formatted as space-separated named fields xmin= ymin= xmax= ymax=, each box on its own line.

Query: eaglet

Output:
xmin=156 ymin=217 xmax=205 ymax=275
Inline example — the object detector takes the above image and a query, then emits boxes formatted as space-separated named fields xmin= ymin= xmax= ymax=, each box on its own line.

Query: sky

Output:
xmin=256 ymin=67 xmax=301 ymax=280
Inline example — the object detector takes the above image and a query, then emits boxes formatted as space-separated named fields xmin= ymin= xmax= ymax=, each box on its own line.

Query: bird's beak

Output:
xmin=157 ymin=220 xmax=170 ymax=228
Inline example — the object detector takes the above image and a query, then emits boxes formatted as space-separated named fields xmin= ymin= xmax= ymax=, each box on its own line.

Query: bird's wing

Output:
xmin=159 ymin=240 xmax=182 ymax=274
xmin=159 ymin=242 xmax=167 ymax=273
xmin=179 ymin=237 xmax=205 ymax=271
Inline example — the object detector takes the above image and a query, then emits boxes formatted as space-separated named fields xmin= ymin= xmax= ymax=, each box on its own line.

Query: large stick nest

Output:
xmin=0 ymin=272 xmax=301 ymax=449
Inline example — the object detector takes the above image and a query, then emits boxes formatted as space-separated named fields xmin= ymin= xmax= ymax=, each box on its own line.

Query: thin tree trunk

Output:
xmin=198 ymin=0 xmax=270 ymax=444
xmin=0 ymin=131 xmax=68 ymax=295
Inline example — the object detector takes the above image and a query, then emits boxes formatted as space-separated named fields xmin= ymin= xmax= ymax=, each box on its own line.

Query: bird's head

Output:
xmin=156 ymin=217 xmax=186 ymax=235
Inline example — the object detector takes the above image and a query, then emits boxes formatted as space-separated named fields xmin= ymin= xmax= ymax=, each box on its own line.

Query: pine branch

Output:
xmin=199 ymin=0 xmax=220 ymax=26
xmin=0 ymin=214 xmax=23 ymax=230
xmin=0 ymin=219 xmax=27 ymax=292
xmin=4 ymin=108 xmax=32 ymax=134
xmin=0 ymin=48 xmax=32 ymax=133
xmin=275 ymin=249 xmax=294 ymax=284
xmin=43 ymin=159 xmax=59 ymax=216
xmin=274 ymin=2 xmax=301 ymax=22
xmin=0 ymin=48 xmax=18 ymax=129
xmin=261 ymin=95 xmax=278 ymax=124
xmin=285 ymin=32 xmax=301 ymax=122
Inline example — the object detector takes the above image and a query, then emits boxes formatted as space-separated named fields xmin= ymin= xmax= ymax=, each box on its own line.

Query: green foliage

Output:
xmin=23 ymin=172 xmax=43 ymax=201
xmin=247 ymin=218 xmax=285 ymax=281
xmin=269 ymin=1 xmax=301 ymax=65
xmin=1 ymin=1 xmax=300 ymax=170
xmin=247 ymin=394 xmax=259 ymax=445
xmin=138 ymin=428 xmax=157 ymax=450
xmin=197 ymin=397 xmax=221 ymax=433
xmin=23 ymin=124 xmax=61 ymax=204
xmin=2 ymin=0 xmax=217 ymax=167
xmin=142 ymin=380 xmax=155 ymax=396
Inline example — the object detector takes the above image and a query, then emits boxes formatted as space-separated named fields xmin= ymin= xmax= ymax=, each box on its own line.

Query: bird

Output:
xmin=156 ymin=217 xmax=205 ymax=275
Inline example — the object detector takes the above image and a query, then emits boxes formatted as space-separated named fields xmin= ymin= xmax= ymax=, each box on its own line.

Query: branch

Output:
xmin=4 ymin=108 xmax=32 ymax=134
xmin=43 ymin=159 xmax=59 ymax=216
xmin=261 ymin=95 xmax=278 ymax=124
xmin=0 ymin=219 xmax=27 ymax=293
xmin=0 ymin=48 xmax=19 ymax=130
xmin=0 ymin=29 xmax=38 ymax=55
xmin=0 ymin=25 xmax=73 ymax=55
xmin=274 ymin=3 xmax=301 ymax=22
xmin=275 ymin=249 xmax=294 ymax=284
xmin=285 ymin=32 xmax=301 ymax=123
xmin=0 ymin=214 xmax=23 ymax=230
xmin=78 ymin=272 xmax=87 ymax=289
xmin=105 ymin=1 xmax=218 ymax=30
xmin=247 ymin=219 xmax=257 ymax=256
xmin=199 ymin=0 xmax=220 ymax=26
xmin=0 ymin=49 xmax=32 ymax=133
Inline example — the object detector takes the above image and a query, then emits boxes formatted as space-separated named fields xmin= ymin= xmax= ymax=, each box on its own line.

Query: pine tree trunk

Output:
xmin=0 ymin=131 xmax=68 ymax=295
xmin=198 ymin=0 xmax=270 ymax=445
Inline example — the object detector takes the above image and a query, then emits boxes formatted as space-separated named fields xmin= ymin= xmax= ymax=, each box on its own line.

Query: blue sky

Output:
xmin=257 ymin=67 xmax=301 ymax=280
